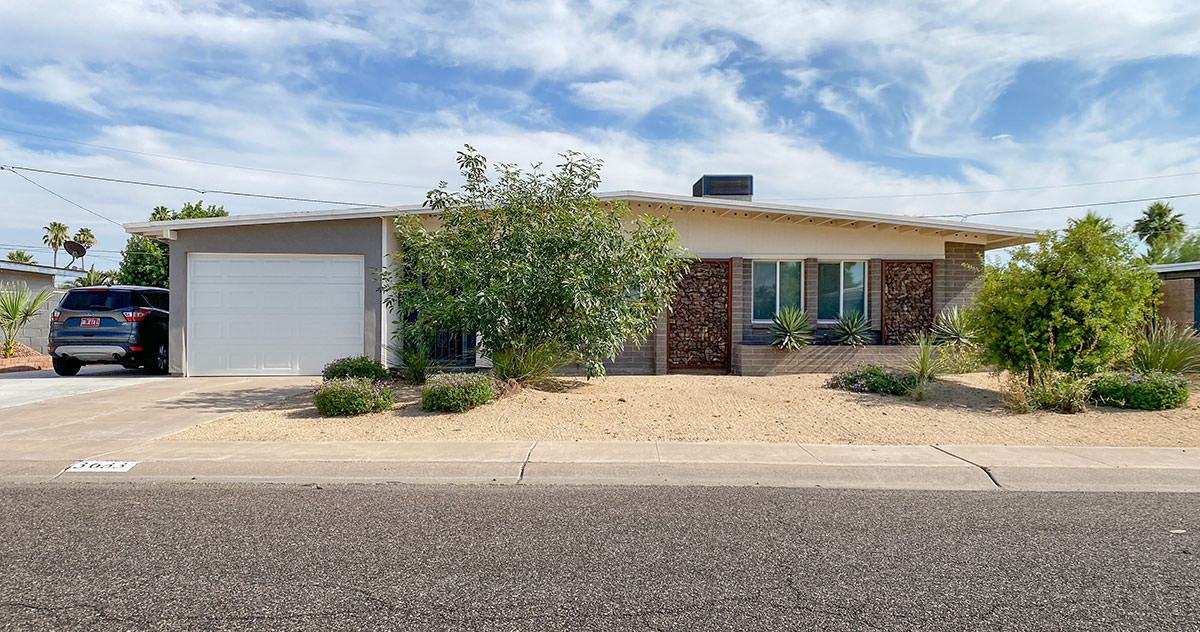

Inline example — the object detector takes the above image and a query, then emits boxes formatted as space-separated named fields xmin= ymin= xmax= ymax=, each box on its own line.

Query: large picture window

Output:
xmin=817 ymin=261 xmax=866 ymax=320
xmin=752 ymin=261 xmax=802 ymax=321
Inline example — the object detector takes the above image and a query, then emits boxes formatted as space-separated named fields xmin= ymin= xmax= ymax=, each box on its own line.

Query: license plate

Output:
xmin=80 ymin=317 xmax=100 ymax=327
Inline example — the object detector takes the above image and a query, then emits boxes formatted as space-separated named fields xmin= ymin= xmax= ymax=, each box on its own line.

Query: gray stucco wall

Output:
xmin=167 ymin=218 xmax=384 ymax=375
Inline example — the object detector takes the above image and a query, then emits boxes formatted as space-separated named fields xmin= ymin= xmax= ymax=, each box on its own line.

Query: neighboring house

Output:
xmin=0 ymin=261 xmax=84 ymax=354
xmin=124 ymin=175 xmax=1037 ymax=377
xmin=1151 ymin=261 xmax=1200 ymax=330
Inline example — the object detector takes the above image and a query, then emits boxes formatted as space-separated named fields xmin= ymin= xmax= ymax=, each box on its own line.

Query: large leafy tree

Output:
xmin=383 ymin=146 xmax=692 ymax=379
xmin=972 ymin=213 xmax=1160 ymax=379
xmin=73 ymin=227 xmax=96 ymax=268
xmin=1133 ymin=201 xmax=1186 ymax=263
xmin=5 ymin=250 xmax=35 ymax=264
xmin=118 ymin=201 xmax=227 ymax=287
xmin=42 ymin=222 xmax=69 ymax=267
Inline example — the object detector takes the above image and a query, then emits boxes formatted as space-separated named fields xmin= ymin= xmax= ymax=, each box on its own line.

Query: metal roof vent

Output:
xmin=692 ymin=174 xmax=753 ymax=201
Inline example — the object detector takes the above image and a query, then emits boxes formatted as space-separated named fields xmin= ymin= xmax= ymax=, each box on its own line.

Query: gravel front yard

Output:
xmin=170 ymin=373 xmax=1200 ymax=446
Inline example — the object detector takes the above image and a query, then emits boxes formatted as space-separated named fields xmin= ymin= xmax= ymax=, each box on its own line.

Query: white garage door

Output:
xmin=187 ymin=253 xmax=365 ymax=376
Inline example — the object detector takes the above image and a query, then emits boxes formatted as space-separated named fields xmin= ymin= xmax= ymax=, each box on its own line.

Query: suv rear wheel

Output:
xmin=146 ymin=342 xmax=169 ymax=375
xmin=52 ymin=357 xmax=82 ymax=376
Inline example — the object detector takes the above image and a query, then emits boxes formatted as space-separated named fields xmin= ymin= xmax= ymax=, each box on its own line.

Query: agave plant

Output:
xmin=830 ymin=310 xmax=871 ymax=346
xmin=770 ymin=307 xmax=814 ymax=351
xmin=931 ymin=305 xmax=977 ymax=346
xmin=0 ymin=282 xmax=54 ymax=357
xmin=1130 ymin=319 xmax=1200 ymax=374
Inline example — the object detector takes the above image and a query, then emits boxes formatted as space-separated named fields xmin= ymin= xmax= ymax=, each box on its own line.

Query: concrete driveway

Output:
xmin=0 ymin=365 xmax=167 ymax=409
xmin=0 ymin=372 xmax=315 ymax=479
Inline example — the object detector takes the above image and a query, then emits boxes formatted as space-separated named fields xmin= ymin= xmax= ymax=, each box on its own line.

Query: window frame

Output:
xmin=816 ymin=260 xmax=868 ymax=322
xmin=750 ymin=260 xmax=804 ymax=324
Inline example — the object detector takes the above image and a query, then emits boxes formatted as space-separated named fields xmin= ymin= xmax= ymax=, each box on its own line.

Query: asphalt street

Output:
xmin=1 ymin=484 xmax=1196 ymax=631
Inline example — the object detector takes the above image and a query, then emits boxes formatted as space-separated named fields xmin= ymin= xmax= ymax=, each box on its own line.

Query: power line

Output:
xmin=1 ymin=164 xmax=396 ymax=208
xmin=921 ymin=191 xmax=1200 ymax=220
xmin=0 ymin=126 xmax=429 ymax=189
xmin=1 ymin=166 xmax=125 ymax=227
xmin=759 ymin=170 xmax=1200 ymax=202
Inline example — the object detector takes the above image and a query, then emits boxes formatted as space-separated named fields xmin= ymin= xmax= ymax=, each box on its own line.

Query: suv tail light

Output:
xmin=122 ymin=309 xmax=150 ymax=322
xmin=51 ymin=310 xmax=62 ymax=322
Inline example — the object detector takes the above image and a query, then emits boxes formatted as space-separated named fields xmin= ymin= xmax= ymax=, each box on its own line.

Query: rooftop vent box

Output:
xmin=692 ymin=174 xmax=753 ymax=201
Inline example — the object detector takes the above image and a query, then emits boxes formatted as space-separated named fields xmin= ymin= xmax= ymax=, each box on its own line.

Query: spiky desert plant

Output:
xmin=0 ymin=282 xmax=54 ymax=357
xmin=830 ymin=310 xmax=871 ymax=346
xmin=932 ymin=305 xmax=977 ymax=346
xmin=770 ymin=307 xmax=814 ymax=351
xmin=1130 ymin=319 xmax=1200 ymax=374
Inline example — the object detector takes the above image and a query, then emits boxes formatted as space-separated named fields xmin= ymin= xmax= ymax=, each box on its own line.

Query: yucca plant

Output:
xmin=830 ymin=310 xmax=871 ymax=346
xmin=770 ymin=307 xmax=814 ymax=351
xmin=931 ymin=305 xmax=977 ymax=345
xmin=0 ymin=282 xmax=54 ymax=357
xmin=1130 ymin=319 xmax=1200 ymax=374
xmin=904 ymin=331 xmax=946 ymax=382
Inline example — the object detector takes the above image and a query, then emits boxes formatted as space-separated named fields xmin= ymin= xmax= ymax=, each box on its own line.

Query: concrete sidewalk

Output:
xmin=3 ymin=440 xmax=1196 ymax=492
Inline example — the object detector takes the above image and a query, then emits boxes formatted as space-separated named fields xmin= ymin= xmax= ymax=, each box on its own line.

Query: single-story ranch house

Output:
xmin=123 ymin=176 xmax=1037 ymax=377
xmin=1151 ymin=261 xmax=1199 ymax=330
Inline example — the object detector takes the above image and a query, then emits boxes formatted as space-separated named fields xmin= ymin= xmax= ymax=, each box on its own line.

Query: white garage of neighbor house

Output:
xmin=124 ymin=180 xmax=1036 ymax=377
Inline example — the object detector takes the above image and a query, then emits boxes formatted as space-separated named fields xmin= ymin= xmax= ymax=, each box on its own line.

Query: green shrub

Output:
xmin=931 ymin=305 xmax=977 ymax=346
xmin=490 ymin=341 xmax=568 ymax=383
xmin=1002 ymin=371 xmax=1091 ymax=414
xmin=1129 ymin=320 xmax=1200 ymax=374
xmin=313 ymin=377 xmax=396 ymax=417
xmin=1091 ymin=371 xmax=1190 ymax=410
xmin=322 ymin=356 xmax=390 ymax=381
xmin=938 ymin=342 xmax=986 ymax=374
xmin=771 ymin=307 xmax=814 ymax=351
xmin=421 ymin=372 xmax=495 ymax=412
xmin=830 ymin=310 xmax=871 ymax=346
xmin=825 ymin=364 xmax=917 ymax=396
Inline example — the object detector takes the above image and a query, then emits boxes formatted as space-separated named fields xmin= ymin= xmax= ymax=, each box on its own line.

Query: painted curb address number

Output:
xmin=66 ymin=461 xmax=139 ymax=473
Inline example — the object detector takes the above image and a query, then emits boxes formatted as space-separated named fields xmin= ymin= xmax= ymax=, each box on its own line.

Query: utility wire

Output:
xmin=1 ymin=166 xmax=125 ymax=227
xmin=921 ymin=191 xmax=1200 ymax=220
xmin=1 ymin=164 xmax=396 ymax=208
xmin=760 ymin=170 xmax=1200 ymax=202
xmin=0 ymin=126 xmax=429 ymax=189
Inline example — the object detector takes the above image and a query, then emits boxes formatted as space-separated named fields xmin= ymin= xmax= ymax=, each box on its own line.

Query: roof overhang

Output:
xmin=123 ymin=191 xmax=1038 ymax=250
xmin=0 ymin=261 xmax=87 ymax=279
xmin=1150 ymin=261 xmax=1200 ymax=275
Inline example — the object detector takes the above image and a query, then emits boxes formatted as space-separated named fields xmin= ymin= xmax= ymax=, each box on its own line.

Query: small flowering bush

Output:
xmin=824 ymin=364 xmax=917 ymax=396
xmin=1091 ymin=371 xmax=1190 ymax=411
xmin=421 ymin=372 xmax=494 ymax=413
xmin=313 ymin=377 xmax=396 ymax=417
xmin=322 ymin=356 xmax=390 ymax=381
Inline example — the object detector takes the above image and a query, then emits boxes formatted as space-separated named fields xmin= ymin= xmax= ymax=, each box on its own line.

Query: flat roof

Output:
xmin=0 ymin=260 xmax=87 ymax=278
xmin=124 ymin=191 xmax=1040 ymax=249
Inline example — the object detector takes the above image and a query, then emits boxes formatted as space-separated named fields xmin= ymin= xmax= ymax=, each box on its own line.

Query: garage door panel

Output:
xmin=188 ymin=254 xmax=366 ymax=376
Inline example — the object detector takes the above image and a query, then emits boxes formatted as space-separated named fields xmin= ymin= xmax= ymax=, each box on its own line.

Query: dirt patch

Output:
xmin=170 ymin=373 xmax=1200 ymax=446
xmin=0 ymin=343 xmax=53 ymax=373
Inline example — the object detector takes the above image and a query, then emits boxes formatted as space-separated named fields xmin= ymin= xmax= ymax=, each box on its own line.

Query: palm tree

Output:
xmin=1134 ymin=201 xmax=1186 ymax=262
xmin=5 ymin=250 xmax=35 ymax=264
xmin=0 ymin=282 xmax=54 ymax=357
xmin=42 ymin=222 xmax=70 ymax=267
xmin=73 ymin=227 xmax=96 ymax=268
xmin=60 ymin=266 xmax=116 ymax=289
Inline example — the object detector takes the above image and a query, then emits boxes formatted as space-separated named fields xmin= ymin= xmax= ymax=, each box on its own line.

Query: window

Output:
xmin=752 ymin=261 xmax=803 ymax=321
xmin=60 ymin=290 xmax=131 ymax=311
xmin=817 ymin=261 xmax=866 ymax=320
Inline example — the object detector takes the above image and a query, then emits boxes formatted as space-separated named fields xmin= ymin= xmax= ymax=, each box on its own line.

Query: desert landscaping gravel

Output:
xmin=170 ymin=373 xmax=1200 ymax=446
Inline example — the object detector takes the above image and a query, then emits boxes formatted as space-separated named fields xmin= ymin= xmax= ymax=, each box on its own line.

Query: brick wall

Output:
xmin=1159 ymin=278 xmax=1197 ymax=328
xmin=935 ymin=242 xmax=984 ymax=313
xmin=734 ymin=343 xmax=913 ymax=376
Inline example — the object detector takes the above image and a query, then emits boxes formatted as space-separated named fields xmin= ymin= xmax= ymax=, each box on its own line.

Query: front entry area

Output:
xmin=186 ymin=253 xmax=366 ymax=376
xmin=667 ymin=259 xmax=731 ymax=371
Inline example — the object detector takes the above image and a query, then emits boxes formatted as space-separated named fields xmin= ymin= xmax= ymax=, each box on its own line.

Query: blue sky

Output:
xmin=2 ymin=1 xmax=1200 ymax=268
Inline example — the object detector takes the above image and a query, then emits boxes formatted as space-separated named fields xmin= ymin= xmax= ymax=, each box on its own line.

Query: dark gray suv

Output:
xmin=48 ymin=286 xmax=169 ymax=376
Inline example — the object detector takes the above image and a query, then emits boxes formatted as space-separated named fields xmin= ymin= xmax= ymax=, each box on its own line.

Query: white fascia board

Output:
xmin=122 ymin=205 xmax=428 ymax=236
xmin=598 ymin=191 xmax=1039 ymax=240
xmin=1150 ymin=261 xmax=1200 ymax=273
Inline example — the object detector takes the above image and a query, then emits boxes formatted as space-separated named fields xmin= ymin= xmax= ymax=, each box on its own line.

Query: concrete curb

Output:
xmin=3 ymin=441 xmax=1195 ymax=492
